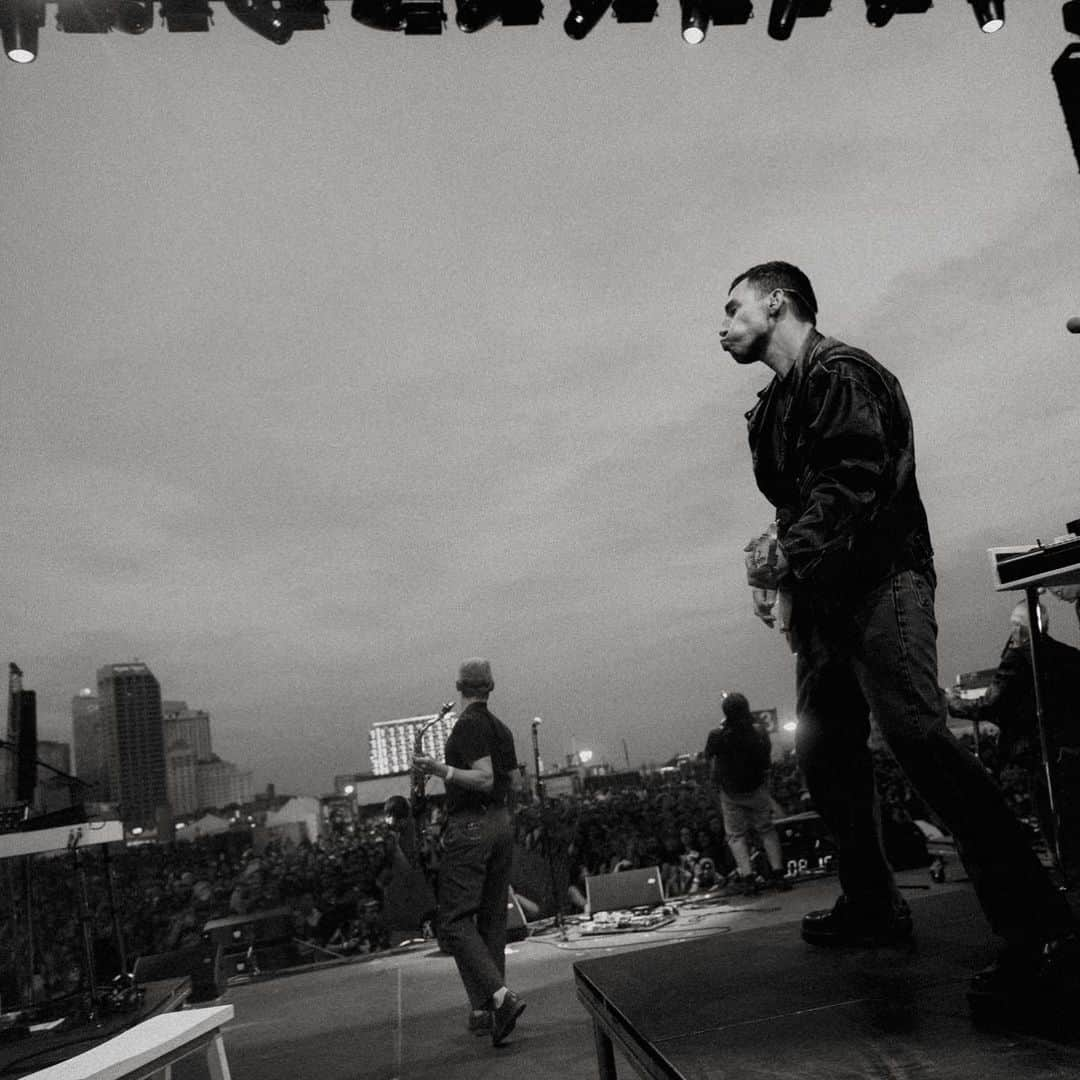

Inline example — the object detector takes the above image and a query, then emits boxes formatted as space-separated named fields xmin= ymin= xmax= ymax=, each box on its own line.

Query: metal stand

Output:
xmin=531 ymin=719 xmax=567 ymax=940
xmin=1024 ymin=586 xmax=1069 ymax=884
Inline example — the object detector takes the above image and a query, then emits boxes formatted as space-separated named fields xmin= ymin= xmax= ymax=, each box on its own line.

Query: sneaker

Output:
xmin=491 ymin=989 xmax=526 ymax=1046
xmin=801 ymin=894 xmax=913 ymax=947
xmin=467 ymin=1009 xmax=492 ymax=1035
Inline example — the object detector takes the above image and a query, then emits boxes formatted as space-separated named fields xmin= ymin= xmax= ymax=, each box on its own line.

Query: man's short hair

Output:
xmin=456 ymin=657 xmax=495 ymax=698
xmin=729 ymin=261 xmax=818 ymax=323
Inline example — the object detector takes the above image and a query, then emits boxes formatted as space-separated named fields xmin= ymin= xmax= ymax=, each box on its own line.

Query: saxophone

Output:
xmin=409 ymin=701 xmax=455 ymax=869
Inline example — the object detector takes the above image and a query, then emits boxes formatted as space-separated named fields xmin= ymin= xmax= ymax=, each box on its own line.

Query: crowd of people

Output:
xmin=2 ymin=728 xmax=1037 ymax=1011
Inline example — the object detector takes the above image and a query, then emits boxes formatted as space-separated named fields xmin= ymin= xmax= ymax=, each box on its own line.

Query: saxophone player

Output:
xmin=412 ymin=658 xmax=526 ymax=1046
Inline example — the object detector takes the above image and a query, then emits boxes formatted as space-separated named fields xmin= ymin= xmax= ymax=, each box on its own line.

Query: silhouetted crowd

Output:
xmin=0 ymin=732 xmax=1040 ymax=1008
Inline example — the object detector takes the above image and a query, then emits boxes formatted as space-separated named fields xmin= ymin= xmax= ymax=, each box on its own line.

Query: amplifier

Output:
xmin=132 ymin=943 xmax=225 ymax=1003
xmin=202 ymin=907 xmax=295 ymax=952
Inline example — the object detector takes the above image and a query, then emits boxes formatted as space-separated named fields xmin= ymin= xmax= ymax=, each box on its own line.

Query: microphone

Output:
xmin=1067 ymin=317 xmax=1080 ymax=334
xmin=531 ymin=716 xmax=543 ymax=726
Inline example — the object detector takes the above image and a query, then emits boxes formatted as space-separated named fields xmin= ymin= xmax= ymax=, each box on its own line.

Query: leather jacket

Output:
xmin=746 ymin=329 xmax=935 ymax=602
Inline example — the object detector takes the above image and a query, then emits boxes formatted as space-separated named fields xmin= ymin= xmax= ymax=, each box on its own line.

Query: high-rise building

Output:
xmin=97 ymin=662 xmax=168 ymax=828
xmin=163 ymin=701 xmax=213 ymax=761
xmin=167 ymin=741 xmax=199 ymax=816
xmin=368 ymin=712 xmax=457 ymax=776
xmin=196 ymin=757 xmax=254 ymax=810
xmin=72 ymin=688 xmax=109 ymax=800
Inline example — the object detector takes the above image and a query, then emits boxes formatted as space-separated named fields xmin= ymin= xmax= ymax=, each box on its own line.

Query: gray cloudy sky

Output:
xmin=1 ymin=3 xmax=1078 ymax=795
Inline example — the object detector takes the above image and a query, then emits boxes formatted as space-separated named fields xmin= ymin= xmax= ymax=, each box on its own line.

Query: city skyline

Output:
xmin=2 ymin=6 xmax=1079 ymax=796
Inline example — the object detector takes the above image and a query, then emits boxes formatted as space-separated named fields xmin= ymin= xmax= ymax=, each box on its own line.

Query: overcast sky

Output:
xmin=1 ymin=3 xmax=1078 ymax=796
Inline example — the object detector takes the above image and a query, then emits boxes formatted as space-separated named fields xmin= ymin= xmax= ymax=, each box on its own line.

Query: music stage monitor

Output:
xmin=585 ymin=866 xmax=665 ymax=916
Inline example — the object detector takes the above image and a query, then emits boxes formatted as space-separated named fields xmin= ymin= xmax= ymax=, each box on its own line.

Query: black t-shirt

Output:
xmin=444 ymin=702 xmax=517 ymax=814
xmin=704 ymin=721 xmax=771 ymax=795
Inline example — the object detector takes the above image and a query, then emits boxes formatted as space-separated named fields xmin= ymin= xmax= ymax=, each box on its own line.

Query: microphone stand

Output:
xmin=531 ymin=719 xmax=567 ymax=941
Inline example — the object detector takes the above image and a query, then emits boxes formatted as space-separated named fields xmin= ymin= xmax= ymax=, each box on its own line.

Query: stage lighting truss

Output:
xmin=864 ymin=0 xmax=930 ymax=28
xmin=160 ymin=0 xmax=212 ymax=29
xmin=454 ymin=0 xmax=540 ymax=31
xmin=679 ymin=0 xmax=750 ymax=45
xmin=767 ymin=0 xmax=828 ymax=41
xmin=352 ymin=0 xmax=444 ymax=31
xmin=0 ymin=0 xmax=1006 ymax=59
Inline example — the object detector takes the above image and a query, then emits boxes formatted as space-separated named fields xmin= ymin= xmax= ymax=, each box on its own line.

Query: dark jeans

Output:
xmin=794 ymin=569 xmax=1073 ymax=947
xmin=437 ymin=806 xmax=513 ymax=1009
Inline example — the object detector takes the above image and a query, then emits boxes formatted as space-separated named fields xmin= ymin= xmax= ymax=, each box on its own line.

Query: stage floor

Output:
xmin=146 ymin=870 xmax=1080 ymax=1080
xmin=575 ymin=887 xmax=1080 ymax=1079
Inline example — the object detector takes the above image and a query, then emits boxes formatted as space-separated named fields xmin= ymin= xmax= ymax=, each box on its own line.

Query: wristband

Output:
xmin=445 ymin=765 xmax=455 ymax=784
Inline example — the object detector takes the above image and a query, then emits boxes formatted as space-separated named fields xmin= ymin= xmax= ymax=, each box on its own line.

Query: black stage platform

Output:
xmin=574 ymin=888 xmax=1080 ymax=1080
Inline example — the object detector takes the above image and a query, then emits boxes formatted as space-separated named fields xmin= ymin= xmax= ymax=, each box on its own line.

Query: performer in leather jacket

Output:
xmin=720 ymin=260 xmax=1078 ymax=1017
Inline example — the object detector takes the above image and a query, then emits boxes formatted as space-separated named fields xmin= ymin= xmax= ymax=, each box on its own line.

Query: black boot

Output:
xmin=801 ymin=894 xmax=913 ymax=947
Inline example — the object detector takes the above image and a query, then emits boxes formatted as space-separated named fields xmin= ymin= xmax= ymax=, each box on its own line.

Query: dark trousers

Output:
xmin=794 ymin=569 xmax=1073 ymax=947
xmin=437 ymin=807 xmax=513 ymax=1009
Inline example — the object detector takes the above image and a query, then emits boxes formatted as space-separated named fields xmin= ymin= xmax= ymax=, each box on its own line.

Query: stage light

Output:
xmin=225 ymin=0 xmax=291 ymax=43
xmin=225 ymin=0 xmax=327 ymax=43
xmin=864 ymin=0 xmax=930 ymax=26
xmin=1067 ymin=0 xmax=1080 ymax=37
xmin=0 ymin=0 xmax=44 ymax=60
xmin=352 ymin=0 xmax=444 ymax=30
xmin=564 ymin=0 xmax=610 ymax=38
xmin=402 ymin=0 xmax=446 ymax=31
xmin=681 ymin=0 xmax=706 ymax=41
xmin=115 ymin=0 xmax=153 ymax=31
xmin=767 ymin=0 xmax=828 ymax=41
xmin=612 ymin=0 xmax=656 ymax=22
xmin=160 ymin=0 xmax=212 ymax=30
xmin=968 ymin=0 xmax=1003 ymax=33
xmin=679 ymin=0 xmax=750 ymax=45
xmin=456 ymin=0 xmax=498 ymax=29
xmin=455 ymin=0 xmax=540 ymax=30
xmin=351 ymin=0 xmax=406 ymax=28
xmin=1053 ymin=43 xmax=1080 ymax=174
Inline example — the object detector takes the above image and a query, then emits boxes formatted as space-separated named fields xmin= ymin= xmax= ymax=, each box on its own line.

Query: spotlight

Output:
xmin=456 ymin=0 xmax=498 ymax=28
xmin=225 ymin=0 xmax=326 ymax=42
xmin=864 ymin=0 xmax=930 ymax=27
xmin=160 ymin=0 xmax=212 ymax=30
xmin=500 ymin=0 xmax=541 ymax=23
xmin=455 ymin=0 xmax=540 ymax=30
xmin=401 ymin=0 xmax=445 ymax=31
xmin=0 ymin=0 xmax=44 ymax=60
xmin=767 ymin=0 xmax=828 ymax=41
xmin=115 ymin=0 xmax=153 ymax=30
xmin=351 ymin=0 xmax=406 ymax=28
xmin=968 ymin=0 xmax=1002 ymax=32
xmin=611 ymin=0 xmax=656 ymax=21
xmin=679 ymin=0 xmax=750 ymax=45
xmin=1053 ymin=43 xmax=1080 ymax=174
xmin=564 ymin=0 xmax=609 ymax=37
xmin=225 ymin=0 xmax=292 ymax=43
xmin=1067 ymin=0 xmax=1080 ymax=37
